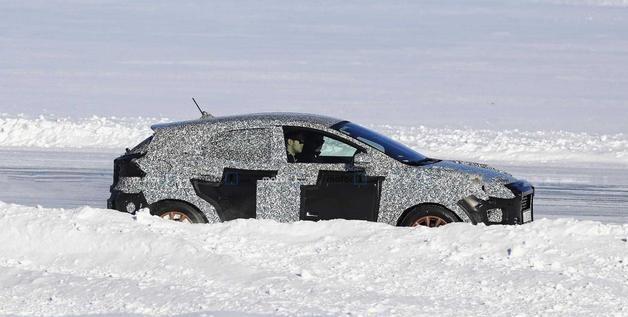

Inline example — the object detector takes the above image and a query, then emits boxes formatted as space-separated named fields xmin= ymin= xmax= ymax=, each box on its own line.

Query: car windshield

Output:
xmin=332 ymin=121 xmax=433 ymax=165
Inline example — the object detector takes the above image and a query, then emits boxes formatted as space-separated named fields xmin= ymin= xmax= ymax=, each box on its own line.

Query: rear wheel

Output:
xmin=400 ymin=205 xmax=458 ymax=228
xmin=150 ymin=201 xmax=207 ymax=224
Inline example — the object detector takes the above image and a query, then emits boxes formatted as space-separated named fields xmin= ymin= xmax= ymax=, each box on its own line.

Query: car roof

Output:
xmin=151 ymin=112 xmax=345 ymax=131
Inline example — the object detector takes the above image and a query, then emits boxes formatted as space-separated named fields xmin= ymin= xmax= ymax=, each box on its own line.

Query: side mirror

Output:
xmin=353 ymin=151 xmax=372 ymax=168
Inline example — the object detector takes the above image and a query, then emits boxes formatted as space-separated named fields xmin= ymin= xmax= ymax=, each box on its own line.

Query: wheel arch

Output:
xmin=396 ymin=203 xmax=462 ymax=226
xmin=149 ymin=199 xmax=209 ymax=223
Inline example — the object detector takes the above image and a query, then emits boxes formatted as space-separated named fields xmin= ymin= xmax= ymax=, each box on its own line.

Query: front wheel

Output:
xmin=400 ymin=205 xmax=458 ymax=228
xmin=150 ymin=201 xmax=207 ymax=224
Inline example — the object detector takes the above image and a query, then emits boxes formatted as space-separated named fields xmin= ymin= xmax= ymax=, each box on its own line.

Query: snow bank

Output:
xmin=380 ymin=125 xmax=628 ymax=165
xmin=0 ymin=115 xmax=157 ymax=150
xmin=1 ymin=202 xmax=627 ymax=316
xmin=1 ymin=114 xmax=627 ymax=164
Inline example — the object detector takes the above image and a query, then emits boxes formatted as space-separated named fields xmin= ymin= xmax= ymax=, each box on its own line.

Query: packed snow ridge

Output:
xmin=0 ymin=115 xmax=162 ymax=150
xmin=0 ymin=202 xmax=627 ymax=316
xmin=1 ymin=114 xmax=627 ymax=164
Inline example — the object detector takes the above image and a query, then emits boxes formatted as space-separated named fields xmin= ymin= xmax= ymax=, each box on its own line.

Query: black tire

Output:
xmin=149 ymin=200 xmax=207 ymax=224
xmin=400 ymin=205 xmax=459 ymax=228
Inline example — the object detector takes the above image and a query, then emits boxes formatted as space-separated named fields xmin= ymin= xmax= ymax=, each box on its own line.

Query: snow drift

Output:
xmin=1 ymin=114 xmax=627 ymax=164
xmin=0 ymin=115 xmax=158 ymax=149
xmin=1 ymin=202 xmax=627 ymax=316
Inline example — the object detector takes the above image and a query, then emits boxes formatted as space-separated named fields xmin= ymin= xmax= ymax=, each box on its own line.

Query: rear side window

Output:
xmin=209 ymin=128 xmax=271 ymax=164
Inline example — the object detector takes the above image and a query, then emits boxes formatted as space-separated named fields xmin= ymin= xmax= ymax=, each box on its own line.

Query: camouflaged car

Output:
xmin=108 ymin=113 xmax=534 ymax=227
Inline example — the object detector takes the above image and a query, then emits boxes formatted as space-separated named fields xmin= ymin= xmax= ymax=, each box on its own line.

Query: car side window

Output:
xmin=283 ymin=127 xmax=358 ymax=164
xmin=319 ymin=136 xmax=358 ymax=158
xmin=209 ymin=128 xmax=271 ymax=163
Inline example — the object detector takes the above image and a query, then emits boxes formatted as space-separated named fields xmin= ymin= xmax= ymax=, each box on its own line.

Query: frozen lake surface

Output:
xmin=1 ymin=149 xmax=626 ymax=224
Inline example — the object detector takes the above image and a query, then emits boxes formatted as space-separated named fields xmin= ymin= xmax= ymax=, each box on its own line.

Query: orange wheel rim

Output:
xmin=411 ymin=216 xmax=447 ymax=228
xmin=161 ymin=211 xmax=192 ymax=223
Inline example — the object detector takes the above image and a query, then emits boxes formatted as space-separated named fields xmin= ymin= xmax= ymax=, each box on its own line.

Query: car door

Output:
xmin=279 ymin=126 xmax=385 ymax=222
xmin=191 ymin=128 xmax=279 ymax=221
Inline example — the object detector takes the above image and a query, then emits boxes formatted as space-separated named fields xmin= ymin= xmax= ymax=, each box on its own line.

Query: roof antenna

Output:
xmin=192 ymin=98 xmax=213 ymax=119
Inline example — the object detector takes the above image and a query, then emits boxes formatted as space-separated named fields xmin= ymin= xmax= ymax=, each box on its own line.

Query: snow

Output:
xmin=2 ymin=0 xmax=628 ymax=315
xmin=379 ymin=125 xmax=628 ymax=165
xmin=1 ymin=114 xmax=627 ymax=165
xmin=1 ymin=202 xmax=627 ymax=316
xmin=1 ymin=0 xmax=628 ymax=133
xmin=0 ymin=115 xmax=156 ymax=150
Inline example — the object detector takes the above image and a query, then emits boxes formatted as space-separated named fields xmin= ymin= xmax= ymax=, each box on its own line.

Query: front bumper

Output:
xmin=458 ymin=180 xmax=534 ymax=225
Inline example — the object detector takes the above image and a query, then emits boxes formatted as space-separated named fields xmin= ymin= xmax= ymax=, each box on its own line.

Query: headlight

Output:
xmin=462 ymin=195 xmax=483 ymax=209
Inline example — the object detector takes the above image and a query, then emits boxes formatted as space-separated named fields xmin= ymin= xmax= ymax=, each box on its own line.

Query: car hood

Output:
xmin=428 ymin=160 xmax=517 ymax=184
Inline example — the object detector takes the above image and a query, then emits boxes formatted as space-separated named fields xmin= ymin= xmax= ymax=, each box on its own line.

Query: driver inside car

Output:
xmin=297 ymin=134 xmax=324 ymax=163
xmin=286 ymin=131 xmax=306 ymax=162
